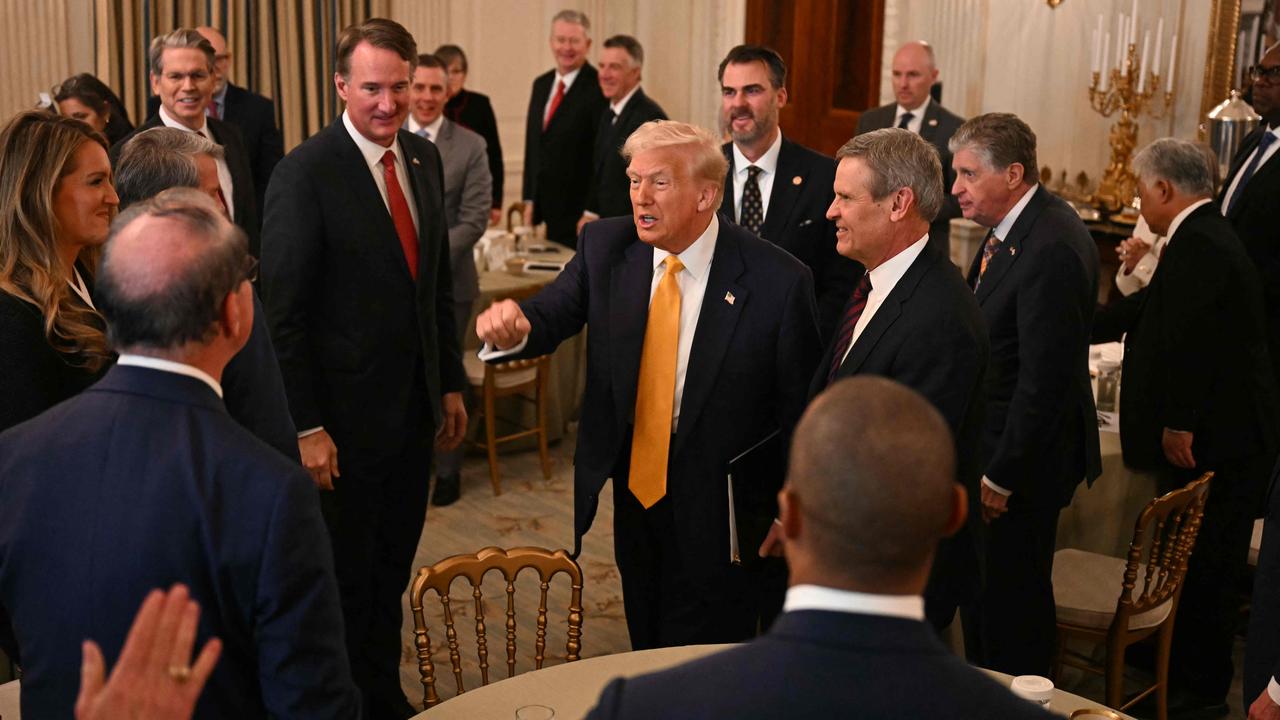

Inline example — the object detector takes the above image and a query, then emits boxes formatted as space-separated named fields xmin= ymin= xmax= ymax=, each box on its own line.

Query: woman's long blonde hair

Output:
xmin=0 ymin=110 xmax=111 ymax=370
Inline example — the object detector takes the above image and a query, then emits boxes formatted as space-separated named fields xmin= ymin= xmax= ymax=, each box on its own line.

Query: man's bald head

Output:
xmin=97 ymin=188 xmax=250 ymax=353
xmin=891 ymin=41 xmax=939 ymax=112
xmin=784 ymin=376 xmax=958 ymax=589
xmin=196 ymin=26 xmax=230 ymax=93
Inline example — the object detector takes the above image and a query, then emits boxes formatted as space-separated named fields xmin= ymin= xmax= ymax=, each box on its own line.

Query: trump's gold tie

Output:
xmin=629 ymin=255 xmax=684 ymax=508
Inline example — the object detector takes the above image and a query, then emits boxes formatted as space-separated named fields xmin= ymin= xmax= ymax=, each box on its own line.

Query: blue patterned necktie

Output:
xmin=1226 ymin=131 xmax=1276 ymax=215
xmin=740 ymin=165 xmax=764 ymax=236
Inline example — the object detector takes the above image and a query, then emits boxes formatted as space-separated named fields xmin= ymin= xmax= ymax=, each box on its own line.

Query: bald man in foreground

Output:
xmin=585 ymin=377 xmax=1056 ymax=720
xmin=0 ymin=190 xmax=357 ymax=718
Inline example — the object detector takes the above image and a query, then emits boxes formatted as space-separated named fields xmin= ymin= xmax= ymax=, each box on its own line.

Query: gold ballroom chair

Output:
xmin=1051 ymin=473 xmax=1212 ymax=720
xmin=409 ymin=546 xmax=584 ymax=708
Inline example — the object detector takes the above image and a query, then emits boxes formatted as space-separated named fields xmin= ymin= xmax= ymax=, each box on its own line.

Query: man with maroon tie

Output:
xmin=259 ymin=18 xmax=466 ymax=719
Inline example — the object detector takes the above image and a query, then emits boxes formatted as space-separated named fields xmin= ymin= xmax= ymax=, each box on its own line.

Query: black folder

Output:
xmin=727 ymin=429 xmax=785 ymax=565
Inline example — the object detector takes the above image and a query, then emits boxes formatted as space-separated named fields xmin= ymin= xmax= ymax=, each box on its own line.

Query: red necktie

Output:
xmin=380 ymin=151 xmax=419 ymax=280
xmin=826 ymin=272 xmax=873 ymax=384
xmin=207 ymin=100 xmax=220 ymax=120
xmin=543 ymin=80 xmax=565 ymax=130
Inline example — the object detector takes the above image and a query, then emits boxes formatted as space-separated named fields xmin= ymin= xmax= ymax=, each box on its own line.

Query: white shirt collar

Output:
xmin=651 ymin=214 xmax=719 ymax=280
xmin=408 ymin=113 xmax=445 ymax=140
xmin=733 ymin=130 xmax=783 ymax=178
xmin=116 ymin=354 xmax=223 ymax=398
xmin=868 ymin=233 xmax=929 ymax=284
xmin=556 ymin=66 xmax=583 ymax=91
xmin=158 ymin=104 xmax=209 ymax=135
xmin=783 ymin=584 xmax=925 ymax=621
xmin=343 ymin=110 xmax=405 ymax=170
xmin=896 ymin=95 xmax=931 ymax=121
xmin=1164 ymin=198 xmax=1213 ymax=246
xmin=991 ymin=183 xmax=1039 ymax=241
xmin=610 ymin=84 xmax=641 ymax=117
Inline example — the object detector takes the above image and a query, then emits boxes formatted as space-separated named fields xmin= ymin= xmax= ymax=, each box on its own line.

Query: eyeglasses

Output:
xmin=1249 ymin=64 xmax=1280 ymax=84
xmin=242 ymin=256 xmax=259 ymax=284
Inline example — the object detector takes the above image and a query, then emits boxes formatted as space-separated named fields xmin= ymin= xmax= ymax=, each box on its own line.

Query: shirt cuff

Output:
xmin=1268 ymin=678 xmax=1280 ymax=705
xmin=982 ymin=476 xmax=1012 ymax=497
xmin=478 ymin=337 xmax=529 ymax=362
xmin=582 ymin=211 xmax=600 ymax=220
xmin=298 ymin=426 xmax=324 ymax=439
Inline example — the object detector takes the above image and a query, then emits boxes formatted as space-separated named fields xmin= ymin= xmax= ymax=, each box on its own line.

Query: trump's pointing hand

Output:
xmin=476 ymin=299 xmax=532 ymax=351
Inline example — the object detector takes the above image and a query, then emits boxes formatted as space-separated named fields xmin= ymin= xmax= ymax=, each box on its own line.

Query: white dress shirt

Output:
xmin=838 ymin=234 xmax=929 ymax=366
xmin=980 ymin=184 xmax=1038 ymax=498
xmin=407 ymin=113 xmax=445 ymax=142
xmin=1221 ymin=125 xmax=1280 ymax=215
xmin=342 ymin=110 xmax=419 ymax=231
xmin=480 ymin=216 xmax=720 ymax=435
xmin=783 ymin=583 xmax=925 ymax=621
xmin=117 ymin=354 xmax=223 ymax=398
xmin=542 ymin=66 xmax=582 ymax=122
xmin=731 ymin=131 xmax=783 ymax=222
xmin=893 ymin=95 xmax=932 ymax=135
xmin=158 ymin=105 xmax=235 ymax=221
xmin=609 ymin=84 xmax=640 ymax=121
xmin=1113 ymin=215 xmax=1164 ymax=297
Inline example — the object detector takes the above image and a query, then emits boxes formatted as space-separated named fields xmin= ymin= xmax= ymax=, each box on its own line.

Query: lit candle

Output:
xmin=1166 ymin=35 xmax=1178 ymax=93
xmin=1138 ymin=31 xmax=1150 ymax=91
xmin=1153 ymin=18 xmax=1164 ymax=78
xmin=1101 ymin=32 xmax=1111 ymax=89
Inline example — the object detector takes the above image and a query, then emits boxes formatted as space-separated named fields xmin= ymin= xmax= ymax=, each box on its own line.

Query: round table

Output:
xmin=414 ymin=644 xmax=1133 ymax=719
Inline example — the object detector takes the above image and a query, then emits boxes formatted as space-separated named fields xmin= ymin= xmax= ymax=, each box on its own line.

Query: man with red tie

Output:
xmin=522 ymin=9 xmax=607 ymax=247
xmin=260 ymin=18 xmax=467 ymax=719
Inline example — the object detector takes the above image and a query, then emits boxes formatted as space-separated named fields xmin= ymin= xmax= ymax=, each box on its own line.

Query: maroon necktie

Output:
xmin=826 ymin=272 xmax=874 ymax=384
xmin=544 ymin=80 xmax=565 ymax=130
xmin=380 ymin=151 xmax=419 ymax=280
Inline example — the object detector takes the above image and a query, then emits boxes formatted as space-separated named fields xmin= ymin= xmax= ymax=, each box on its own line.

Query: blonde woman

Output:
xmin=0 ymin=110 xmax=117 ymax=431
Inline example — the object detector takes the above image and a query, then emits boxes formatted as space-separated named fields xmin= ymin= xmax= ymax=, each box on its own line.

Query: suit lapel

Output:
xmin=398 ymin=131 xmax=438 ymax=284
xmin=333 ymin=126 xmax=413 ymax=282
xmin=975 ymin=186 xmax=1046 ymax=303
xmin=610 ymin=240 xmax=655 ymax=427
xmin=1229 ymin=142 xmax=1280 ymax=220
xmin=719 ymin=145 xmax=736 ymax=218
xmin=672 ymin=226 xmax=746 ymax=457
xmin=836 ymin=247 xmax=933 ymax=377
xmin=760 ymin=140 xmax=802 ymax=241
xmin=1223 ymin=129 xmax=1263 ymax=204
xmin=919 ymin=103 xmax=941 ymax=144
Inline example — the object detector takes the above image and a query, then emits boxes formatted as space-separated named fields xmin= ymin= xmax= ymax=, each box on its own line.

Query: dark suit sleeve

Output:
xmin=777 ymin=265 xmax=824 ymax=433
xmin=254 ymin=99 xmax=285 ymax=199
xmin=254 ymin=472 xmax=361 ymax=718
xmin=987 ymin=237 xmax=1095 ymax=494
xmin=260 ymin=156 xmax=326 ymax=431
xmin=1091 ymin=289 xmax=1144 ymax=344
xmin=1156 ymin=232 xmax=1230 ymax=431
xmin=514 ymin=234 xmax=592 ymax=358
xmin=220 ymin=293 xmax=301 ymax=461
xmin=585 ymin=677 xmax=626 ymax=720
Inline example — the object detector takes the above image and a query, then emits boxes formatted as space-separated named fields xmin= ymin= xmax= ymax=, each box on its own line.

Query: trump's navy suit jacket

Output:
xmin=512 ymin=216 xmax=821 ymax=584
xmin=585 ymin=610 xmax=1058 ymax=719
xmin=0 ymin=365 xmax=359 ymax=719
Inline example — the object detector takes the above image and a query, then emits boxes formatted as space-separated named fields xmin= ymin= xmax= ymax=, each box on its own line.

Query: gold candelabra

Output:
xmin=1088 ymin=43 xmax=1175 ymax=212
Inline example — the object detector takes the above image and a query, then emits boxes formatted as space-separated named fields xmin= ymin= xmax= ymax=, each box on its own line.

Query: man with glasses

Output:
xmin=1222 ymin=43 xmax=1280 ymax=396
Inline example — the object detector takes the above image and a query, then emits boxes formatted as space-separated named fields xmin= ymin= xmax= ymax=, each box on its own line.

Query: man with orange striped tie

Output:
xmin=478 ymin=120 xmax=821 ymax=649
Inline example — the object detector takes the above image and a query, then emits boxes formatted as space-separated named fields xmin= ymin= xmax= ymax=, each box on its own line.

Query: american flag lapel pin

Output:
xmin=1009 ymin=247 xmax=1017 ymax=256
xmin=725 ymin=291 xmax=735 ymax=305
xmin=411 ymin=157 xmax=421 ymax=166
xmin=928 ymin=118 xmax=938 ymax=127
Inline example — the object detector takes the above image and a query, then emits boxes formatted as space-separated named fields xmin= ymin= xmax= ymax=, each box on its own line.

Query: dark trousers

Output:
xmin=963 ymin=505 xmax=1061 ymax=676
xmin=611 ymin=483 xmax=764 ymax=650
xmin=434 ymin=299 xmax=475 ymax=479
xmin=322 ymin=425 xmax=434 ymax=719
xmin=1162 ymin=454 xmax=1270 ymax=702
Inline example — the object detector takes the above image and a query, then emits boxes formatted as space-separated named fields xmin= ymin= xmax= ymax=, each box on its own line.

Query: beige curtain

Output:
xmin=0 ymin=0 xmax=74 ymax=119
xmin=94 ymin=0 xmax=390 ymax=152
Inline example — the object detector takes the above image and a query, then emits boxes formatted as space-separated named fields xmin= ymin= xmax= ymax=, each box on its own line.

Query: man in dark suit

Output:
xmin=477 ymin=121 xmax=821 ymax=649
xmin=584 ymin=377 xmax=1056 ymax=720
xmin=793 ymin=128 xmax=988 ymax=632
xmin=113 ymin=127 xmax=298 ymax=462
xmin=260 ymin=19 xmax=467 ymax=719
xmin=952 ymin=113 xmax=1102 ymax=677
xmin=855 ymin=41 xmax=964 ymax=259
xmin=522 ymin=9 xmax=607 ymax=247
xmin=578 ymin=34 xmax=667 ymax=231
xmin=115 ymin=29 xmax=259 ymax=256
xmin=1247 ymin=464 xmax=1280 ymax=720
xmin=407 ymin=53 xmax=493 ymax=506
xmin=717 ymin=45 xmax=861 ymax=339
xmin=1220 ymin=42 xmax=1280 ymax=396
xmin=1097 ymin=138 xmax=1279 ymax=717
xmin=0 ymin=189 xmax=358 ymax=719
